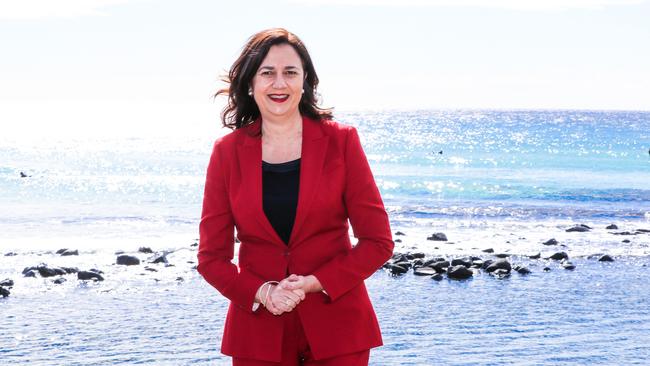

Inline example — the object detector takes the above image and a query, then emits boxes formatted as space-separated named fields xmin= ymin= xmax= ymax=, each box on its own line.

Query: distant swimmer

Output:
xmin=20 ymin=172 xmax=29 ymax=178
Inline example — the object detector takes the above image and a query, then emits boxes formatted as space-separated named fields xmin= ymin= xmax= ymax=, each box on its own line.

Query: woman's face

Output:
xmin=251 ymin=44 xmax=305 ymax=122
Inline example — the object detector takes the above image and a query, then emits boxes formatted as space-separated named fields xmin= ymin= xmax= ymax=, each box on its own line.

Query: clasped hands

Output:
xmin=255 ymin=274 xmax=322 ymax=316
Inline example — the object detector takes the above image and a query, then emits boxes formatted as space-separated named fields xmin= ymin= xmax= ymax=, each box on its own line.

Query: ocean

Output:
xmin=1 ymin=110 xmax=649 ymax=365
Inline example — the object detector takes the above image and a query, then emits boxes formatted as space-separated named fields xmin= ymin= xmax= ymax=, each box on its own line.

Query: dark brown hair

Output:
xmin=215 ymin=28 xmax=333 ymax=130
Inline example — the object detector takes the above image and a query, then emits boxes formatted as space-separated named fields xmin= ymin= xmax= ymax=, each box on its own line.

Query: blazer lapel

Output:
xmin=236 ymin=121 xmax=286 ymax=247
xmin=289 ymin=117 xmax=329 ymax=247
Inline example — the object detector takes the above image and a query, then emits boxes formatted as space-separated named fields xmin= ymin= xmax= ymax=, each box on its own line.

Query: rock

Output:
xmin=427 ymin=233 xmax=448 ymax=241
xmin=4 ymin=252 xmax=17 ymax=256
xmin=598 ymin=254 xmax=615 ymax=262
xmin=394 ymin=239 xmax=402 ymax=243
xmin=151 ymin=254 xmax=169 ymax=264
xmin=387 ymin=264 xmax=408 ymax=275
xmin=622 ymin=239 xmax=631 ymax=243
xmin=410 ymin=252 xmax=425 ymax=259
xmin=77 ymin=271 xmax=104 ymax=281
xmin=176 ymin=277 xmax=184 ymax=282
xmin=60 ymin=249 xmax=78 ymax=256
xmin=485 ymin=259 xmax=511 ymax=273
xmin=116 ymin=255 xmax=140 ymax=266
xmin=53 ymin=278 xmax=67 ymax=284
xmin=190 ymin=243 xmax=198 ymax=247
xmin=0 ymin=279 xmax=14 ymax=287
xmin=528 ymin=253 xmax=541 ymax=259
xmin=0 ymin=286 xmax=10 ymax=298
xmin=144 ymin=267 xmax=158 ymax=272
xmin=431 ymin=273 xmax=444 ymax=281
xmin=612 ymin=231 xmax=634 ymax=236
xmin=490 ymin=268 xmax=511 ymax=278
xmin=606 ymin=224 xmax=618 ymax=230
xmin=60 ymin=267 xmax=78 ymax=274
xmin=566 ymin=224 xmax=591 ymax=232
xmin=24 ymin=270 xmax=36 ymax=278
xmin=636 ymin=229 xmax=650 ymax=233
xmin=495 ymin=253 xmax=510 ymax=258
xmin=431 ymin=261 xmax=450 ymax=273
xmin=548 ymin=252 xmax=569 ymax=261
xmin=138 ymin=247 xmax=153 ymax=254
xmin=395 ymin=231 xmax=406 ymax=236
xmin=447 ymin=265 xmax=473 ymax=280
xmin=413 ymin=267 xmax=438 ymax=276
xmin=482 ymin=248 xmax=494 ymax=253
xmin=514 ymin=266 xmax=531 ymax=275
xmin=37 ymin=265 xmax=60 ymax=278
xmin=56 ymin=248 xmax=67 ymax=254
xmin=451 ymin=258 xmax=472 ymax=268
xmin=115 ymin=250 xmax=125 ymax=255
xmin=543 ymin=238 xmax=558 ymax=246
xmin=562 ymin=262 xmax=576 ymax=270
xmin=543 ymin=267 xmax=551 ymax=272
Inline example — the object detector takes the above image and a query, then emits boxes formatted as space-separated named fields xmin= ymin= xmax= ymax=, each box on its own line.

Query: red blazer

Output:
xmin=197 ymin=116 xmax=394 ymax=362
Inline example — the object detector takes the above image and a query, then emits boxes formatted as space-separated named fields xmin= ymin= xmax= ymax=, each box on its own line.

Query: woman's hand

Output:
xmin=279 ymin=274 xmax=323 ymax=294
xmin=266 ymin=284 xmax=304 ymax=315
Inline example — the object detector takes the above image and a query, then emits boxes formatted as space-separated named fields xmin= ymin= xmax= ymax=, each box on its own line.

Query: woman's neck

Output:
xmin=261 ymin=114 xmax=303 ymax=142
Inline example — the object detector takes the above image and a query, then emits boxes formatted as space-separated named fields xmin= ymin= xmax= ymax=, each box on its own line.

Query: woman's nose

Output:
xmin=272 ymin=74 xmax=288 ymax=88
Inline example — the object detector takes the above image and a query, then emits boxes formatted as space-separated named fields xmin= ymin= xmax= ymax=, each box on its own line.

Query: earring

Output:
xmin=248 ymin=88 xmax=253 ymax=96
xmin=301 ymin=89 xmax=304 ymax=94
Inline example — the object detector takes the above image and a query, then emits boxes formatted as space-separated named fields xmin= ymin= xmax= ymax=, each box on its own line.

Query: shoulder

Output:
xmin=313 ymin=119 xmax=358 ymax=142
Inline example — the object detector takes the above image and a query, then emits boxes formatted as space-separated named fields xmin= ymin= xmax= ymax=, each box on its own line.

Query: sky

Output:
xmin=1 ymin=0 xmax=649 ymax=137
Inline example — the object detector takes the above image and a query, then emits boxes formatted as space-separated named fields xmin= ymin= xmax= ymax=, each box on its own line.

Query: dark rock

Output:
xmin=144 ymin=267 xmax=158 ymax=272
xmin=387 ymin=264 xmax=408 ymax=275
xmin=543 ymin=267 xmax=551 ymax=272
xmin=410 ymin=252 xmax=425 ymax=259
xmin=0 ymin=286 xmax=9 ymax=298
xmin=447 ymin=265 xmax=473 ymax=280
xmin=60 ymin=249 xmax=78 ymax=256
xmin=176 ymin=277 xmax=184 ymax=282
xmin=53 ymin=278 xmax=67 ymax=284
xmin=528 ymin=253 xmax=541 ymax=259
xmin=413 ymin=267 xmax=438 ymax=276
xmin=56 ymin=248 xmax=68 ymax=254
xmin=431 ymin=261 xmax=450 ymax=273
xmin=0 ymin=279 xmax=14 ymax=287
xmin=115 ymin=250 xmax=125 ymax=255
xmin=89 ymin=268 xmax=104 ymax=274
xmin=481 ymin=259 xmax=494 ymax=270
xmin=116 ymin=255 xmax=140 ymax=266
xmin=37 ymin=265 xmax=60 ymax=278
xmin=395 ymin=231 xmax=406 ymax=236
xmin=4 ymin=252 xmax=17 ymax=256
xmin=566 ymin=224 xmax=591 ymax=232
xmin=138 ymin=247 xmax=153 ymax=254
xmin=548 ymin=252 xmax=569 ymax=261
xmin=606 ymin=224 xmax=618 ymax=230
xmin=562 ymin=262 xmax=576 ymax=270
xmin=514 ymin=266 xmax=531 ymax=275
xmin=393 ymin=261 xmax=412 ymax=270
xmin=24 ymin=270 xmax=36 ymax=278
xmin=20 ymin=171 xmax=29 ymax=178
xmin=490 ymin=268 xmax=511 ymax=278
xmin=471 ymin=260 xmax=484 ymax=268
xmin=190 ymin=243 xmax=198 ymax=247
xmin=612 ymin=231 xmax=634 ymax=236
xmin=431 ymin=273 xmax=444 ymax=281
xmin=77 ymin=271 xmax=104 ymax=281
xmin=598 ymin=254 xmax=615 ymax=262
xmin=486 ymin=259 xmax=511 ymax=273
xmin=412 ymin=259 xmax=423 ymax=267
xmin=427 ymin=233 xmax=448 ymax=241
xmin=636 ymin=228 xmax=650 ymax=233
xmin=60 ymin=267 xmax=78 ymax=274
xmin=622 ymin=239 xmax=631 ymax=243
xmin=495 ymin=253 xmax=510 ymax=258
xmin=451 ymin=258 xmax=472 ymax=268
xmin=543 ymin=238 xmax=558 ymax=246
xmin=482 ymin=248 xmax=494 ymax=253
xmin=394 ymin=239 xmax=402 ymax=243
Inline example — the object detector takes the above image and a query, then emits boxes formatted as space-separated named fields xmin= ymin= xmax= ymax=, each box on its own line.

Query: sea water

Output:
xmin=1 ymin=110 xmax=649 ymax=365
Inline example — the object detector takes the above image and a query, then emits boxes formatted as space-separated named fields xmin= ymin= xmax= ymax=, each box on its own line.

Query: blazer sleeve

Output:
xmin=312 ymin=127 xmax=394 ymax=302
xmin=197 ymin=138 xmax=265 ymax=313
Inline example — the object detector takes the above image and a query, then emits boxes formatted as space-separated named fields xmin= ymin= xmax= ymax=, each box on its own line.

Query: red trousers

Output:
xmin=232 ymin=310 xmax=370 ymax=366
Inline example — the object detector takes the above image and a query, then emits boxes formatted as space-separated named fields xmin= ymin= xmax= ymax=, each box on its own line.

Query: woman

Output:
xmin=197 ymin=28 xmax=393 ymax=366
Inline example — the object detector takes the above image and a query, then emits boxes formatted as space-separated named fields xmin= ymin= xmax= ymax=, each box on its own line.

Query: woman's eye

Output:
xmin=260 ymin=71 xmax=273 ymax=76
xmin=285 ymin=71 xmax=298 ymax=76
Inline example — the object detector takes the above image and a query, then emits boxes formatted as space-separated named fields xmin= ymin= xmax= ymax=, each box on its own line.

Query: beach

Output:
xmin=2 ymin=110 xmax=650 ymax=365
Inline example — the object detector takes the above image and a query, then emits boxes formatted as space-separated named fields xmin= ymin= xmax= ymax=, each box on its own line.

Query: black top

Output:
xmin=262 ymin=158 xmax=301 ymax=245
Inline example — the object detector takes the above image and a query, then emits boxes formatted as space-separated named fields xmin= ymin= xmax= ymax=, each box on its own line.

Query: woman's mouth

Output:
xmin=268 ymin=94 xmax=289 ymax=103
